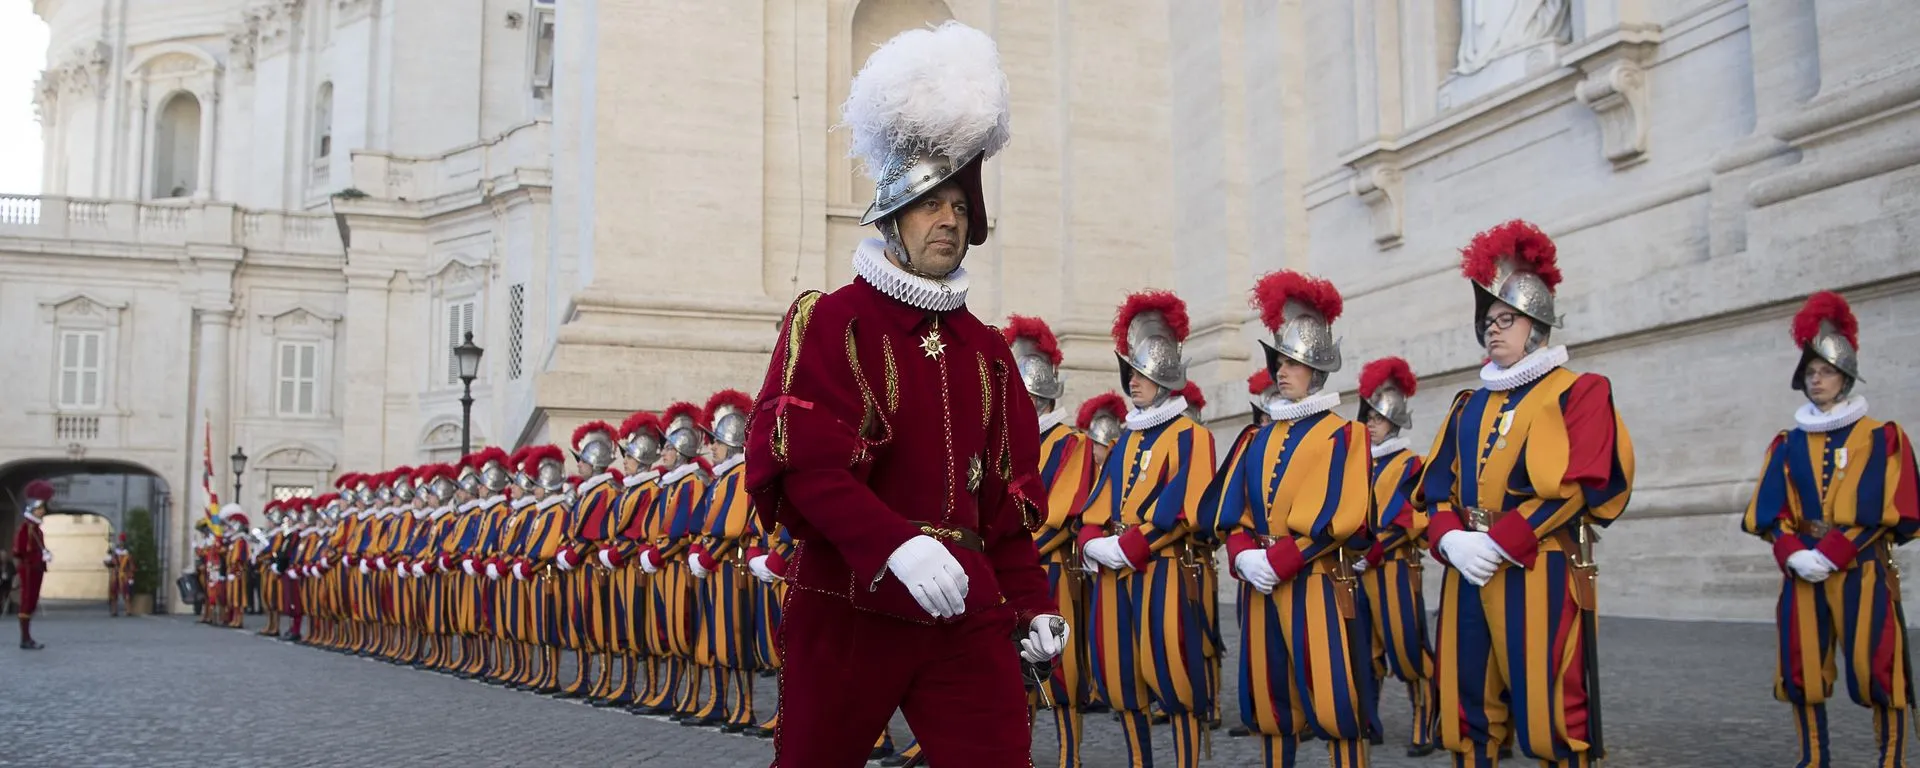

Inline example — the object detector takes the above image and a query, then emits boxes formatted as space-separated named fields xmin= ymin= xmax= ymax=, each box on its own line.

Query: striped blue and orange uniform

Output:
xmin=421 ymin=507 xmax=460 ymax=641
xmin=646 ymin=463 xmax=711 ymax=713
xmin=524 ymin=495 xmax=577 ymax=649
xmin=609 ymin=470 xmax=664 ymax=704
xmin=1361 ymin=442 xmax=1438 ymax=751
xmin=693 ymin=456 xmax=763 ymax=728
xmin=1219 ymin=407 xmax=1373 ymax=768
xmin=568 ymin=470 xmax=626 ymax=697
xmin=1743 ymin=414 xmax=1920 ymax=768
xmin=749 ymin=523 xmax=791 ymax=733
xmin=1034 ymin=419 xmax=1096 ymax=767
xmin=1420 ymin=366 xmax=1634 ymax=767
xmin=1078 ymin=411 xmax=1215 ymax=768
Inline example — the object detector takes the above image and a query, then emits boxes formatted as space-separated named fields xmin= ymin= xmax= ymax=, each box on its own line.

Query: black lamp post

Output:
xmin=454 ymin=330 xmax=485 ymax=456
xmin=230 ymin=445 xmax=248 ymax=505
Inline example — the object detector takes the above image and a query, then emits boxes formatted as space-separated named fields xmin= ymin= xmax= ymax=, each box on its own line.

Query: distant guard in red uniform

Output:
xmin=14 ymin=479 xmax=55 ymax=649
xmin=747 ymin=21 xmax=1067 ymax=767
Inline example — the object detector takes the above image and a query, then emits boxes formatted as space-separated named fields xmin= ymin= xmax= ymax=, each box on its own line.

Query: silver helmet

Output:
xmin=456 ymin=459 xmax=483 ymax=496
xmin=845 ymin=22 xmax=1010 ymax=250
xmin=1461 ymin=220 xmax=1562 ymax=345
xmin=1113 ymin=291 xmax=1190 ymax=394
xmin=529 ymin=447 xmax=567 ymax=493
xmin=1790 ymin=291 xmax=1865 ymax=393
xmin=1253 ymin=271 xmax=1344 ymax=376
xmin=1078 ymin=394 xmax=1128 ymax=448
xmin=1004 ymin=316 xmax=1066 ymax=402
xmin=1357 ymin=357 xmax=1418 ymax=432
xmin=619 ymin=413 xmax=665 ymax=467
xmin=663 ymin=403 xmax=705 ymax=459
xmin=702 ymin=391 xmax=752 ymax=450
xmin=571 ymin=421 xmax=619 ymax=474
xmin=390 ymin=467 xmax=416 ymax=503
xmin=476 ymin=450 xmax=512 ymax=494
xmin=22 ymin=479 xmax=53 ymax=516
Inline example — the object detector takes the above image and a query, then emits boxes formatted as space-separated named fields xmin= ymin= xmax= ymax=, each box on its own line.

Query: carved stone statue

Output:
xmin=1455 ymin=0 xmax=1571 ymax=75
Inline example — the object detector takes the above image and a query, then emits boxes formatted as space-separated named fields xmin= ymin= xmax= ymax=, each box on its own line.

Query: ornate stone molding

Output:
xmin=256 ymin=303 xmax=342 ymax=338
xmin=1569 ymin=25 xmax=1662 ymax=171
xmin=254 ymin=0 xmax=308 ymax=57
xmin=41 ymin=41 xmax=112 ymax=102
xmin=38 ymin=292 xmax=128 ymax=326
xmin=228 ymin=17 xmax=262 ymax=74
xmin=336 ymin=0 xmax=376 ymax=24
xmin=1349 ymin=153 xmax=1405 ymax=250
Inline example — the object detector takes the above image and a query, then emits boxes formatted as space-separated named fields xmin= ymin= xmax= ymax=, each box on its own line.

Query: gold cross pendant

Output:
xmin=919 ymin=329 xmax=947 ymax=359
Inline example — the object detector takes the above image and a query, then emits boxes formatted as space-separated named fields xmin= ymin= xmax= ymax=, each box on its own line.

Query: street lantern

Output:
xmin=230 ymin=445 xmax=248 ymax=505
xmin=454 ymin=330 xmax=485 ymax=456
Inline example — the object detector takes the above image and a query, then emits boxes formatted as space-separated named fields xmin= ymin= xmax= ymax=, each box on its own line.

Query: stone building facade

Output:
xmin=3 ymin=0 xmax=1915 ymax=619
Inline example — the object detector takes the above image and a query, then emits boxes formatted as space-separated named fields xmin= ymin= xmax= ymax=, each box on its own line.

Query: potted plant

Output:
xmin=124 ymin=508 xmax=161 ymax=616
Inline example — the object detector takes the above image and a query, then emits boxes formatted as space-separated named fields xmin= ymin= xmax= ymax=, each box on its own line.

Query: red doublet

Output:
xmin=746 ymin=277 xmax=1054 ymax=765
xmin=12 ymin=516 xmax=47 ymax=617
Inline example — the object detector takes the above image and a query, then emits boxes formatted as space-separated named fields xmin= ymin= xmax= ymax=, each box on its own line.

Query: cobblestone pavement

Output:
xmin=2 ymin=603 xmax=1898 ymax=766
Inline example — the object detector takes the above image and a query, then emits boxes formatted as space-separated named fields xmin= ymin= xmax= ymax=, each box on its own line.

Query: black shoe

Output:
xmin=722 ymin=722 xmax=750 ymax=734
xmin=1082 ymin=701 xmax=1111 ymax=714
xmin=747 ymin=726 xmax=776 ymax=739
xmin=1499 ymin=747 xmax=1513 ymax=759
xmin=1407 ymin=744 xmax=1438 ymax=757
xmin=1369 ymin=732 xmax=1384 ymax=746
xmin=19 ymin=640 xmax=44 ymax=650
xmin=1228 ymin=726 xmax=1251 ymax=738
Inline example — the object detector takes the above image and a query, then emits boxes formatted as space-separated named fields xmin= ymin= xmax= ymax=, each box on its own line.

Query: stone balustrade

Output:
xmin=0 ymin=193 xmax=344 ymax=258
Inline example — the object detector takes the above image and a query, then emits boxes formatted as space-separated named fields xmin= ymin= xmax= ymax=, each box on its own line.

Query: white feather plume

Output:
xmin=842 ymin=21 xmax=1011 ymax=181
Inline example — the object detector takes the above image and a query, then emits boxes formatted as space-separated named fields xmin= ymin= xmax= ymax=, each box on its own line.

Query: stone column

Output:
xmin=182 ymin=306 xmax=231 ymax=611
xmin=1746 ymin=0 xmax=1822 ymax=130
xmin=340 ymin=268 xmax=393 ymax=465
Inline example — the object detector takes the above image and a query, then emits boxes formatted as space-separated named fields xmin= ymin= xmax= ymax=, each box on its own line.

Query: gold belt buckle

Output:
xmin=1466 ymin=507 xmax=1492 ymax=533
xmin=1804 ymin=520 xmax=1831 ymax=538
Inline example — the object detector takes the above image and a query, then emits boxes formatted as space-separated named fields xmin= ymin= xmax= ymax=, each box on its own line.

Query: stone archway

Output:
xmin=0 ymin=459 xmax=171 ymax=609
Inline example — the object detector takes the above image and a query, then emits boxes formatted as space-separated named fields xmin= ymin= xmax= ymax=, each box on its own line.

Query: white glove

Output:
xmin=485 ymin=563 xmax=501 ymax=581
xmin=1787 ymin=549 xmax=1837 ymax=583
xmin=271 ymin=563 xmax=281 ymax=574
xmin=1019 ymin=615 xmax=1071 ymax=663
xmin=44 ymin=550 xmax=54 ymax=564
xmin=412 ymin=562 xmax=426 ymax=578
xmin=886 ymin=535 xmax=969 ymax=619
xmin=1082 ymin=536 xmax=1132 ymax=571
xmin=689 ymin=557 xmax=710 ymax=579
xmin=1351 ymin=557 xmax=1370 ymax=574
xmin=1233 ymin=549 xmax=1279 ymax=594
xmin=638 ymin=550 xmax=660 ymax=574
xmin=461 ymin=560 xmax=477 ymax=577
xmin=319 ymin=555 xmax=331 ymax=568
xmin=748 ymin=555 xmax=777 ymax=583
xmin=598 ymin=550 xmax=618 ymax=570
xmin=357 ymin=561 xmax=370 ymax=575
xmin=556 ymin=551 xmax=575 ymax=571
xmin=511 ymin=562 xmax=529 ymax=581
xmin=375 ymin=556 xmax=389 ymax=572
xmin=1438 ymin=531 xmax=1504 ymax=586
xmin=288 ymin=569 xmax=300 ymax=580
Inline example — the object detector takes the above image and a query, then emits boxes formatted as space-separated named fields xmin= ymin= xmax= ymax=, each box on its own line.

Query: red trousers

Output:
xmin=17 ymin=567 xmax=44 ymax=617
xmin=771 ymin=589 xmax=1032 ymax=767
xmin=281 ymin=575 xmax=303 ymax=618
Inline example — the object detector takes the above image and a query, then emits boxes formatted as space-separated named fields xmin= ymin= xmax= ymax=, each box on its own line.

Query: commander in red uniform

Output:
xmin=14 ymin=479 xmax=55 ymax=649
xmin=746 ymin=21 xmax=1067 ymax=767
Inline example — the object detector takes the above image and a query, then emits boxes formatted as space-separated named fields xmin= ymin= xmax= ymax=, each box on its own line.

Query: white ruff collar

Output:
xmin=22 ymin=511 xmax=41 ymax=526
xmin=623 ymin=469 xmax=660 ymax=488
xmin=355 ymin=508 xmax=374 ymax=520
xmin=852 ymin=238 xmax=969 ymax=312
xmin=1038 ymin=408 xmax=1068 ymax=433
xmin=511 ymin=496 xmax=537 ymax=511
xmin=711 ymin=453 xmax=745 ymax=477
xmin=1126 ymin=396 xmax=1189 ymax=431
xmin=480 ymin=494 xmax=507 ymax=509
xmin=1370 ymin=436 xmax=1410 ymax=459
xmin=430 ymin=505 xmax=453 ymax=519
xmin=458 ymin=499 xmax=484 ymax=514
xmin=537 ymin=496 xmax=567 ymax=511
xmin=662 ymin=462 xmax=704 ymax=486
xmin=1267 ymin=391 xmax=1342 ymax=423
xmin=579 ymin=472 xmax=617 ymax=494
xmin=1796 ymin=395 xmax=1870 ymax=433
xmin=1480 ymin=345 xmax=1570 ymax=391
xmin=411 ymin=507 xmax=430 ymax=519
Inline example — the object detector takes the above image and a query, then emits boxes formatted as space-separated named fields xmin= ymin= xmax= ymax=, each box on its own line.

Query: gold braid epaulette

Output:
xmin=772 ymin=291 xmax=825 ymax=465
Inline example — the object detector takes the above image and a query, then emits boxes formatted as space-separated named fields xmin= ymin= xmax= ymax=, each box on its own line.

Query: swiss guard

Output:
xmin=1219 ymin=270 xmax=1372 ymax=768
xmin=744 ymin=20 xmax=1067 ymax=766
xmin=1353 ymin=356 xmax=1439 ymax=756
xmin=14 ymin=479 xmax=55 ymax=649
xmin=1078 ymin=393 xmax=1128 ymax=472
xmin=1081 ymin=289 xmax=1217 ymax=768
xmin=1421 ymin=220 xmax=1634 ymax=768
xmin=689 ymin=390 xmax=761 ymax=731
xmin=1006 ymin=315 xmax=1097 ymax=767
xmin=605 ymin=411 xmax=667 ymax=710
xmin=1742 ymin=290 xmax=1920 ymax=768
xmin=567 ymin=420 xmax=626 ymax=701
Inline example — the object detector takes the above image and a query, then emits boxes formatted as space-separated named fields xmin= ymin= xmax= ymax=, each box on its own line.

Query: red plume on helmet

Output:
xmin=507 ymin=447 xmax=532 ymax=474
xmin=1178 ymin=382 xmax=1206 ymax=412
xmin=523 ymin=445 xmax=565 ymax=472
xmin=1459 ymin=219 xmax=1561 ymax=289
xmin=1792 ymin=291 xmax=1859 ymax=349
xmin=333 ymin=472 xmax=359 ymax=490
xmin=471 ymin=446 xmax=510 ymax=470
xmin=416 ymin=464 xmax=456 ymax=485
xmin=24 ymin=479 xmax=54 ymax=502
xmin=663 ymin=401 xmax=702 ymax=429
xmin=1077 ymin=393 xmax=1129 ymax=430
xmin=1247 ymin=369 xmax=1274 ymax=395
xmin=619 ymin=411 xmax=663 ymax=439
xmin=571 ymin=421 xmax=619 ymax=452
xmin=1111 ymin=291 xmax=1190 ymax=353
xmin=1002 ymin=315 xmax=1063 ymax=366
xmin=1251 ymin=270 xmax=1343 ymax=332
xmin=387 ymin=466 xmax=415 ymax=485
xmin=1358 ymin=357 xmax=1419 ymax=400
xmin=702 ymin=390 xmax=754 ymax=428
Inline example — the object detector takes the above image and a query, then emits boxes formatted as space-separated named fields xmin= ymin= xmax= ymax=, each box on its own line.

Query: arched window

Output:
xmin=151 ymin=92 xmax=201 ymax=199
xmin=314 ymin=83 xmax=334 ymax=160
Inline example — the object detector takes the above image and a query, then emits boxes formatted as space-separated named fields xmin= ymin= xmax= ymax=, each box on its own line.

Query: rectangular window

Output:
xmin=531 ymin=9 xmax=556 ymax=99
xmin=57 ymin=329 xmax=104 ymax=409
xmin=271 ymin=485 xmax=315 ymax=502
xmin=445 ymin=298 xmax=478 ymax=386
xmin=507 ymin=283 xmax=526 ymax=380
xmin=276 ymin=341 xmax=320 ymax=416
